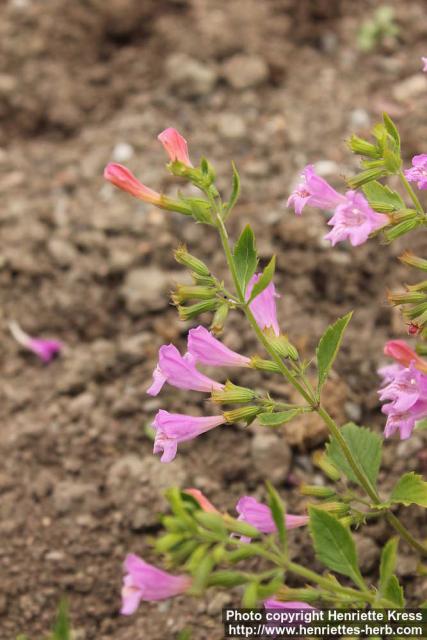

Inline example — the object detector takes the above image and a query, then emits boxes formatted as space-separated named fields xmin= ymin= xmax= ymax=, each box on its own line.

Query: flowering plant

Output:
xmin=104 ymin=116 xmax=427 ymax=627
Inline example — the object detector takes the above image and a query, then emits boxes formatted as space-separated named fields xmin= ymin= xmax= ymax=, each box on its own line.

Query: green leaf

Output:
xmin=362 ymin=180 xmax=404 ymax=212
xmin=191 ymin=554 xmax=214 ymax=593
xmin=390 ymin=472 xmax=427 ymax=507
xmin=326 ymin=423 xmax=382 ymax=490
xmin=383 ymin=112 xmax=400 ymax=149
xmin=316 ymin=312 xmax=353 ymax=391
xmin=194 ymin=511 xmax=227 ymax=538
xmin=242 ymin=582 xmax=259 ymax=607
xmin=51 ymin=600 xmax=70 ymax=640
xmin=258 ymin=410 xmax=301 ymax=426
xmin=233 ymin=224 xmax=258 ymax=294
xmin=378 ymin=538 xmax=405 ymax=606
xmin=309 ymin=507 xmax=364 ymax=588
xmin=247 ymin=256 xmax=276 ymax=303
xmin=266 ymin=482 xmax=287 ymax=551
xmin=226 ymin=161 xmax=241 ymax=213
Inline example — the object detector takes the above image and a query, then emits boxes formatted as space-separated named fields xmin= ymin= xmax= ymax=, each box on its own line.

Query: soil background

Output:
xmin=1 ymin=0 xmax=427 ymax=638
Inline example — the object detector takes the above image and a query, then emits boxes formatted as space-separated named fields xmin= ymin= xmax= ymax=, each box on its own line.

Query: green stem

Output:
xmin=399 ymin=169 xmax=424 ymax=216
xmin=285 ymin=561 xmax=373 ymax=603
xmin=214 ymin=208 xmax=427 ymax=558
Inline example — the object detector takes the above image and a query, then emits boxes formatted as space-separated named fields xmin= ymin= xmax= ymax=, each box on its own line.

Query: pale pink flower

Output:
xmin=121 ymin=554 xmax=191 ymax=615
xmin=187 ymin=325 xmax=250 ymax=367
xmin=147 ymin=344 xmax=224 ymax=396
xmin=153 ymin=410 xmax=224 ymax=462
xmin=264 ymin=599 xmax=315 ymax=611
xmin=158 ymin=128 xmax=192 ymax=166
xmin=324 ymin=190 xmax=388 ymax=246
xmin=287 ymin=165 xmax=345 ymax=215
xmin=184 ymin=488 xmax=220 ymax=513
xmin=404 ymin=154 xmax=427 ymax=190
xmin=422 ymin=57 xmax=427 ymax=72
xmin=104 ymin=163 xmax=162 ymax=204
xmin=236 ymin=496 xmax=308 ymax=542
xmin=9 ymin=321 xmax=62 ymax=363
xmin=246 ymin=274 xmax=280 ymax=336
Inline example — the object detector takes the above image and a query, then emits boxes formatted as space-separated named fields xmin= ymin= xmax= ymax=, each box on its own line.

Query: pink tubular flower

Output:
xmin=246 ymin=274 xmax=280 ymax=336
xmin=378 ymin=351 xmax=427 ymax=439
xmin=153 ymin=410 xmax=224 ymax=462
xmin=187 ymin=325 xmax=250 ymax=367
xmin=236 ymin=496 xmax=308 ymax=541
xmin=287 ymin=165 xmax=345 ymax=216
xmin=104 ymin=163 xmax=162 ymax=204
xmin=9 ymin=321 xmax=62 ymax=363
xmin=158 ymin=128 xmax=192 ymax=166
xmin=404 ymin=154 xmax=427 ymax=190
xmin=384 ymin=340 xmax=427 ymax=373
xmin=184 ymin=488 xmax=220 ymax=513
xmin=324 ymin=190 xmax=388 ymax=247
xmin=121 ymin=553 xmax=191 ymax=615
xmin=422 ymin=57 xmax=427 ymax=72
xmin=147 ymin=344 xmax=224 ymax=396
xmin=264 ymin=599 xmax=315 ymax=611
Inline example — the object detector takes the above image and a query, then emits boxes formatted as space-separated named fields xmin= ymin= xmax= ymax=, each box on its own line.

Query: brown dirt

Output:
xmin=1 ymin=0 xmax=427 ymax=638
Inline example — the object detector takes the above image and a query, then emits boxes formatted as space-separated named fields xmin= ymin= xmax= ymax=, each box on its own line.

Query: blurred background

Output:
xmin=1 ymin=0 xmax=426 ymax=638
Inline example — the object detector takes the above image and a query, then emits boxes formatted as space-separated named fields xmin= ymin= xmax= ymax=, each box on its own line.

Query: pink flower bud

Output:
xmin=187 ymin=325 xmax=250 ymax=367
xmin=104 ymin=163 xmax=162 ymax=204
xmin=153 ymin=410 xmax=224 ymax=462
xmin=158 ymin=128 xmax=192 ymax=166
xmin=184 ymin=488 xmax=220 ymax=513
xmin=9 ymin=321 xmax=62 ymax=364
xmin=384 ymin=340 xmax=427 ymax=373
xmin=246 ymin=274 xmax=280 ymax=336
xmin=121 ymin=554 xmax=191 ymax=615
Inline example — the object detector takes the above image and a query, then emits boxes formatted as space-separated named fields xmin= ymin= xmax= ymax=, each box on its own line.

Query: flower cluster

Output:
xmin=378 ymin=340 xmax=427 ymax=439
xmin=287 ymin=165 xmax=388 ymax=246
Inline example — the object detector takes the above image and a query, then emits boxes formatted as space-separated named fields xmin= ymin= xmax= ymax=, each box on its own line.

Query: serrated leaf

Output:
xmin=326 ymin=423 xmax=382 ymax=490
xmin=390 ymin=472 xmax=427 ymax=507
xmin=378 ymin=538 xmax=405 ymax=607
xmin=266 ymin=482 xmax=287 ymax=551
xmin=247 ymin=256 xmax=276 ymax=303
xmin=316 ymin=312 xmax=352 ymax=391
xmin=309 ymin=507 xmax=364 ymax=588
xmin=233 ymin=224 xmax=258 ymax=294
xmin=362 ymin=180 xmax=404 ymax=212
xmin=383 ymin=575 xmax=405 ymax=607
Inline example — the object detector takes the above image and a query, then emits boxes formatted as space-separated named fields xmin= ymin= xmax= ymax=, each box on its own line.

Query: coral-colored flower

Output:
xmin=158 ymin=128 xmax=192 ymax=166
xmin=404 ymin=154 xmax=427 ymax=190
xmin=104 ymin=163 xmax=162 ymax=204
xmin=324 ymin=190 xmax=388 ymax=247
xmin=9 ymin=321 xmax=62 ymax=363
xmin=236 ymin=496 xmax=308 ymax=542
xmin=187 ymin=325 xmax=250 ymax=367
xmin=121 ymin=554 xmax=191 ymax=615
xmin=384 ymin=340 xmax=427 ymax=373
xmin=147 ymin=344 xmax=224 ymax=396
xmin=287 ymin=165 xmax=345 ymax=216
xmin=184 ymin=488 xmax=220 ymax=513
xmin=153 ymin=410 xmax=224 ymax=462
xmin=246 ymin=274 xmax=280 ymax=336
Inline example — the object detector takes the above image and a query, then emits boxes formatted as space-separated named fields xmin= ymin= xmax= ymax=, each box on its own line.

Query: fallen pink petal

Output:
xmin=9 ymin=321 xmax=62 ymax=364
